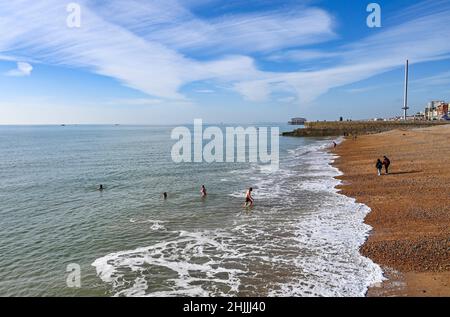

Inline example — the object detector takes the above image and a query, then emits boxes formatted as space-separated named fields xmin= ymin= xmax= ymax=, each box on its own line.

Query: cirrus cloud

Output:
xmin=0 ymin=0 xmax=450 ymax=106
xmin=5 ymin=62 xmax=33 ymax=77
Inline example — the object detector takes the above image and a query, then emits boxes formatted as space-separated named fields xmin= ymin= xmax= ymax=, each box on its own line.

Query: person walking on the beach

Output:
xmin=243 ymin=187 xmax=254 ymax=208
xmin=383 ymin=156 xmax=391 ymax=174
xmin=376 ymin=159 xmax=383 ymax=176
xmin=200 ymin=185 xmax=207 ymax=197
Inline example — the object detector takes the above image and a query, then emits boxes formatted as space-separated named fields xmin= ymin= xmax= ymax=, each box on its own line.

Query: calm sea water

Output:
xmin=0 ymin=124 xmax=383 ymax=297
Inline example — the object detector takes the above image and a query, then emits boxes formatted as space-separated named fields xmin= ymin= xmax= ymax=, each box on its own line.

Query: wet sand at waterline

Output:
xmin=333 ymin=124 xmax=450 ymax=296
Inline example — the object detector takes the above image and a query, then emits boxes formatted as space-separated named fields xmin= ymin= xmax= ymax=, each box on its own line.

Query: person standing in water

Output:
xmin=243 ymin=187 xmax=254 ymax=207
xmin=162 ymin=192 xmax=168 ymax=200
xmin=200 ymin=185 xmax=207 ymax=197
xmin=376 ymin=159 xmax=383 ymax=176
xmin=383 ymin=156 xmax=391 ymax=174
xmin=98 ymin=184 xmax=104 ymax=191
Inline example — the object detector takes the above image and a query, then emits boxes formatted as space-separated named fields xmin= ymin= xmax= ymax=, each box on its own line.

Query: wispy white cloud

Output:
xmin=93 ymin=1 xmax=335 ymax=54
xmin=0 ymin=54 xmax=18 ymax=62
xmin=266 ymin=49 xmax=340 ymax=62
xmin=344 ymin=86 xmax=383 ymax=94
xmin=4 ymin=62 xmax=33 ymax=77
xmin=194 ymin=89 xmax=215 ymax=93
xmin=0 ymin=0 xmax=266 ymax=99
xmin=277 ymin=96 xmax=297 ymax=103
xmin=344 ymin=69 xmax=450 ymax=94
xmin=234 ymin=2 xmax=450 ymax=103
xmin=105 ymin=98 xmax=164 ymax=106
xmin=234 ymin=81 xmax=271 ymax=102
xmin=1 ymin=0 xmax=450 ymax=106
xmin=147 ymin=8 xmax=335 ymax=54
xmin=411 ymin=71 xmax=450 ymax=87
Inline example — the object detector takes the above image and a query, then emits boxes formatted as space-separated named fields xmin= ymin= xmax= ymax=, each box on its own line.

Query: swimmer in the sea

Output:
xmin=243 ymin=187 xmax=254 ymax=207
xmin=98 ymin=184 xmax=104 ymax=191
xmin=200 ymin=185 xmax=207 ymax=197
xmin=162 ymin=192 xmax=168 ymax=200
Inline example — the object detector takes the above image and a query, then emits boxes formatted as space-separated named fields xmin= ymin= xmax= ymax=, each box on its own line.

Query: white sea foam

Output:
xmin=266 ymin=141 xmax=384 ymax=296
xmin=269 ymin=194 xmax=384 ymax=297
xmin=92 ymin=137 xmax=384 ymax=297
xmin=92 ymin=230 xmax=247 ymax=297
xmin=129 ymin=219 xmax=167 ymax=231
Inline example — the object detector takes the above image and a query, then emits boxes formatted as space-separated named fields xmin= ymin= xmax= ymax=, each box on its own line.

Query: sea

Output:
xmin=0 ymin=124 xmax=383 ymax=297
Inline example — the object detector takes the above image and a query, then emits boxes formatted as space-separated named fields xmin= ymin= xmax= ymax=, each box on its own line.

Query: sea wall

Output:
xmin=282 ymin=121 xmax=449 ymax=137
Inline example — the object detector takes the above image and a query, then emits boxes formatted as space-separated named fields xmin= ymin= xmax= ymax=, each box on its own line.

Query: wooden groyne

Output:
xmin=282 ymin=121 xmax=449 ymax=137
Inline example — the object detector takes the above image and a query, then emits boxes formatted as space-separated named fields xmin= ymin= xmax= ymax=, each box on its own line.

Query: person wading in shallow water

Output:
xmin=383 ymin=156 xmax=391 ymax=174
xmin=243 ymin=187 xmax=254 ymax=208
xmin=200 ymin=185 xmax=207 ymax=198
xmin=162 ymin=192 xmax=168 ymax=200
xmin=376 ymin=159 xmax=383 ymax=176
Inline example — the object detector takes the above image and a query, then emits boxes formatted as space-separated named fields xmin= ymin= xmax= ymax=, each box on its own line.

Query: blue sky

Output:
xmin=1 ymin=0 xmax=450 ymax=124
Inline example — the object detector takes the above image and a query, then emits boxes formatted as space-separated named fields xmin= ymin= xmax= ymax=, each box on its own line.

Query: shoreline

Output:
xmin=331 ymin=125 xmax=450 ymax=297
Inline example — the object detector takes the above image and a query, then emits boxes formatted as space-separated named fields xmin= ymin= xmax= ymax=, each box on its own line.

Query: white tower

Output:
xmin=402 ymin=60 xmax=409 ymax=120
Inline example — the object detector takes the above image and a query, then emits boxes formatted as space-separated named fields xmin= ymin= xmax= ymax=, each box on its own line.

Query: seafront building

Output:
xmin=424 ymin=101 xmax=449 ymax=120
xmin=395 ymin=101 xmax=449 ymax=121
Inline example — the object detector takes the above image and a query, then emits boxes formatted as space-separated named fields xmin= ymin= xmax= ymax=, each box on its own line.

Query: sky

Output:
xmin=1 ymin=0 xmax=450 ymax=124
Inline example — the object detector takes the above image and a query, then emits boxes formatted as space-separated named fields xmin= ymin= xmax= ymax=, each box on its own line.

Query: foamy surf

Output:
xmin=92 ymin=230 xmax=246 ymax=297
xmin=92 ymin=137 xmax=384 ymax=297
